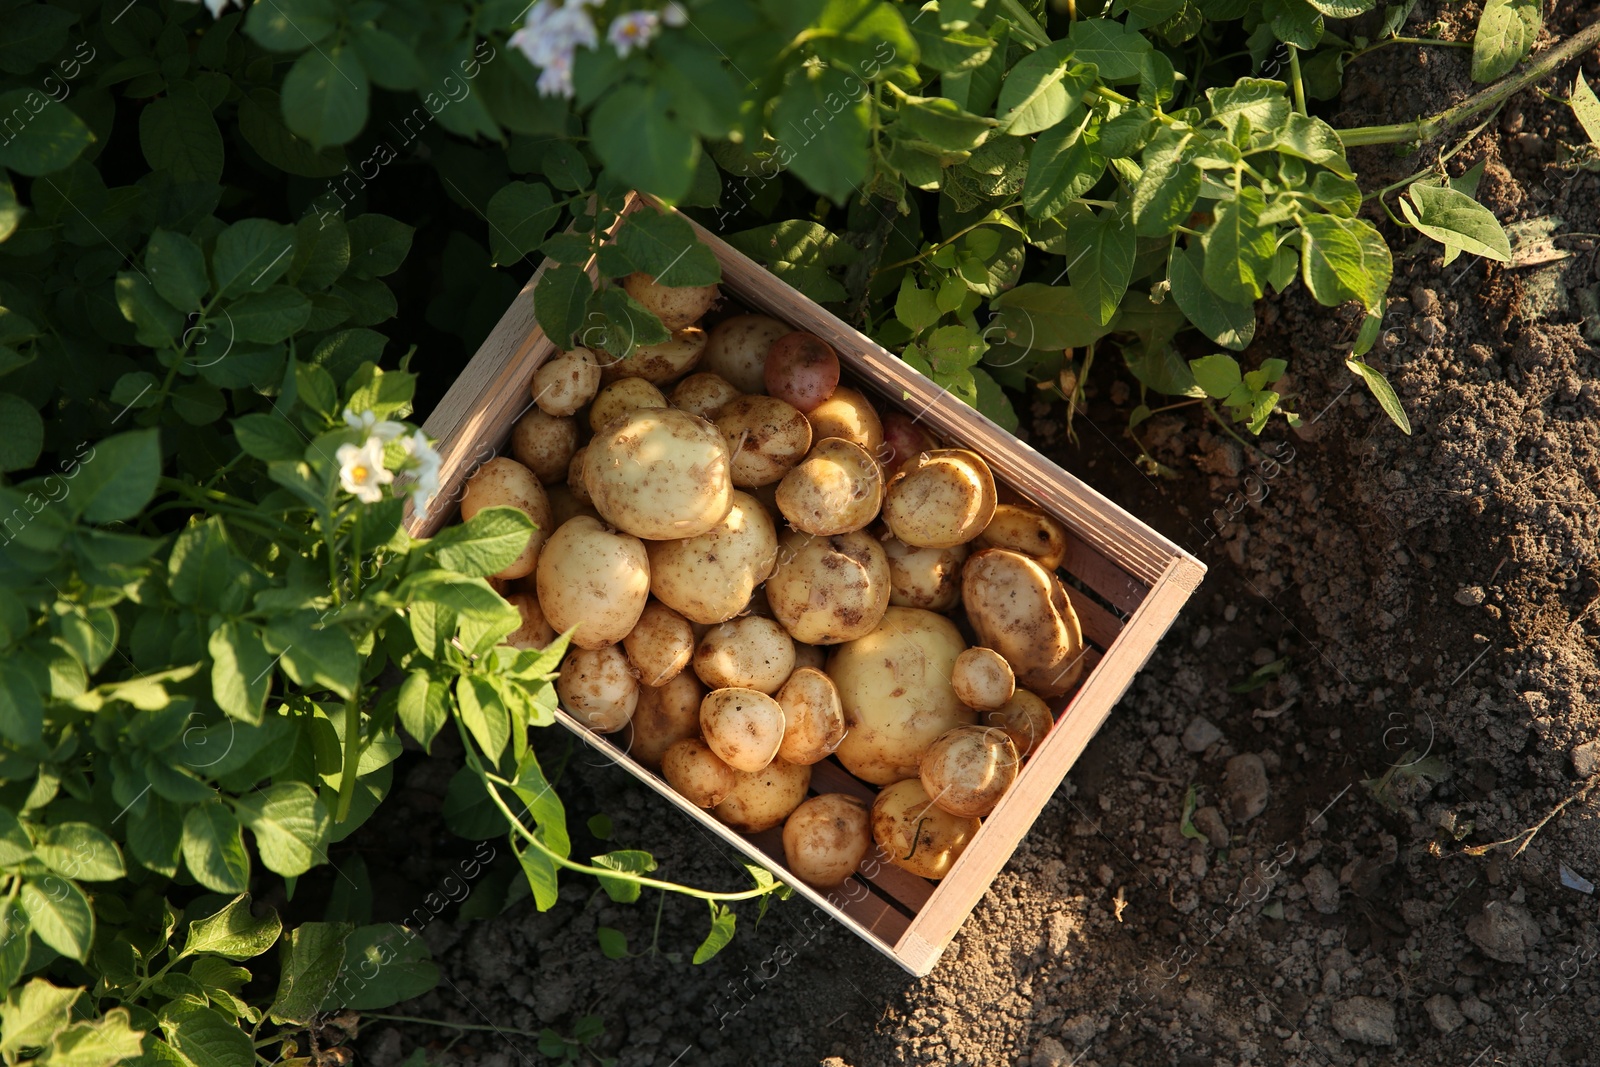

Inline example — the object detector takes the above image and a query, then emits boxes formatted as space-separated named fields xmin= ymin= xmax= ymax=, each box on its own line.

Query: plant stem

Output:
xmin=354 ymin=1014 xmax=549 ymax=1040
xmin=1336 ymin=19 xmax=1600 ymax=147
xmin=336 ymin=699 xmax=361 ymax=822
xmin=1287 ymin=45 xmax=1306 ymax=115
xmin=1349 ymin=36 xmax=1474 ymax=62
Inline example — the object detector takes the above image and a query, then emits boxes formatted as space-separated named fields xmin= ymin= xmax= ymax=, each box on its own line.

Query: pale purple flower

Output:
xmin=510 ymin=0 xmax=598 ymax=97
xmin=663 ymin=2 xmax=688 ymax=26
xmin=607 ymin=10 xmax=661 ymax=57
xmin=535 ymin=50 xmax=576 ymax=97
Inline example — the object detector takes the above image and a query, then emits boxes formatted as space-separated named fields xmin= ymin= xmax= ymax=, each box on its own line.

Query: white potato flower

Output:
xmin=337 ymin=437 xmax=394 ymax=504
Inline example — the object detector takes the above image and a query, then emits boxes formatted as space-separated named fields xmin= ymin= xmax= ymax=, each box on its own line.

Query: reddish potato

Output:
xmin=764 ymin=332 xmax=840 ymax=412
xmin=881 ymin=410 xmax=939 ymax=476
xmin=702 ymin=314 xmax=790 ymax=393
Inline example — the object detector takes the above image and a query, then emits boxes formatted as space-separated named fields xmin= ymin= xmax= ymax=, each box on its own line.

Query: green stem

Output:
xmin=1287 ymin=45 xmax=1306 ymax=116
xmin=353 ymin=1014 xmax=549 ymax=1040
xmin=336 ymin=699 xmax=361 ymax=822
xmin=1349 ymin=36 xmax=1474 ymax=62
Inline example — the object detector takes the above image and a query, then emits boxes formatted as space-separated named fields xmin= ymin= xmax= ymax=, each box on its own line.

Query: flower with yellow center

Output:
xmin=337 ymin=436 xmax=393 ymax=504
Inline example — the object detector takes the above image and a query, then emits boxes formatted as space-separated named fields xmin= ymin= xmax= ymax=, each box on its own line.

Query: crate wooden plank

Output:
xmin=1063 ymin=584 xmax=1123 ymax=652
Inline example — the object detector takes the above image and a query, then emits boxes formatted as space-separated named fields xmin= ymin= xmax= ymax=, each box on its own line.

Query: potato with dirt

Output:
xmin=693 ymin=616 xmax=795 ymax=693
xmin=556 ymin=644 xmax=639 ymax=733
xmin=534 ymin=515 xmax=650 ymax=649
xmin=625 ymin=671 xmax=704 ymax=768
xmin=774 ymin=437 xmax=883 ymax=535
xmin=503 ymin=592 xmax=556 ymax=650
xmin=701 ymin=313 xmax=790 ymax=393
xmin=600 ymin=327 xmax=707 ymax=384
xmin=588 ymin=377 xmax=667 ymax=432
xmin=700 ymin=687 xmax=786 ymax=773
xmin=951 ymin=647 xmax=1015 ymax=710
xmin=533 ymin=348 xmax=602 ymax=417
xmin=763 ymin=332 xmax=840 ymax=412
xmin=981 ymin=689 xmax=1054 ymax=759
xmin=806 ymin=386 xmax=884 ymax=455
xmin=765 ymin=530 xmax=891 ymax=645
xmin=460 ymin=457 xmax=553 ymax=581
xmin=661 ymin=737 xmax=739 ymax=807
xmin=622 ymin=271 xmax=717 ymax=330
xmin=510 ymin=407 xmax=578 ymax=485
xmin=669 ymin=371 xmax=741 ymax=420
xmin=919 ymin=724 xmax=1018 ymax=817
xmin=975 ymin=503 xmax=1069 ymax=571
xmin=713 ymin=758 xmax=812 ymax=833
xmin=774 ymin=667 xmax=846 ymax=765
xmin=882 ymin=535 xmax=967 ymax=612
xmin=583 ymin=407 xmax=734 ymax=541
xmin=623 ymin=601 xmax=696 ymax=686
xmin=782 ymin=793 xmax=871 ymax=887
xmin=714 ymin=395 xmax=813 ymax=487
xmin=962 ymin=548 xmax=1085 ymax=697
xmin=882 ymin=448 xmax=997 ymax=549
xmin=880 ymin=410 xmax=939 ymax=475
xmin=871 ymin=778 xmax=980 ymax=880
xmin=646 ymin=491 xmax=778 ymax=624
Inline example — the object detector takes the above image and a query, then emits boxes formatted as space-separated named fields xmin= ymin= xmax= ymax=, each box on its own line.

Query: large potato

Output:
xmin=976 ymin=504 xmax=1069 ymax=571
xmin=951 ymin=647 xmax=1015 ymax=711
xmin=589 ymin=377 xmax=667 ymax=432
xmin=533 ymin=348 xmax=602 ymax=417
xmin=871 ymin=779 xmax=979 ymax=880
xmin=623 ymin=601 xmax=695 ymax=686
xmin=765 ymin=530 xmax=891 ymax=645
xmin=460 ymin=457 xmax=552 ymax=581
xmin=646 ymin=492 xmax=777 ymax=624
xmin=661 ymin=737 xmax=738 ymax=807
xmin=584 ymin=407 xmax=734 ymax=540
xmin=713 ymin=759 xmax=811 ymax=833
xmin=764 ymin=332 xmax=839 ymax=412
xmin=700 ymin=687 xmax=785 ymax=773
xmin=625 ymin=671 xmax=704 ymax=768
xmin=510 ymin=407 xmax=578 ymax=485
xmin=670 ymin=372 xmax=741 ymax=420
xmin=503 ymin=593 xmax=556 ymax=650
xmin=701 ymin=314 xmax=790 ymax=393
xmin=715 ymin=395 xmax=812 ymax=487
xmin=829 ymin=607 xmax=973 ymax=784
xmin=806 ymin=386 xmax=883 ymax=455
xmin=693 ymin=616 xmax=795 ymax=694
xmin=883 ymin=535 xmax=968 ymax=612
xmin=622 ymin=271 xmax=718 ymax=331
xmin=775 ymin=438 xmax=883 ymax=535
xmin=982 ymin=689 xmax=1055 ymax=759
xmin=556 ymin=645 xmax=639 ymax=733
xmin=882 ymin=448 xmax=997 ymax=549
xmin=535 ymin=516 xmax=650 ymax=649
xmin=782 ymin=794 xmax=870 ymax=887
xmin=962 ymin=548 xmax=1085 ymax=697
xmin=919 ymin=725 xmax=1018 ymax=818
xmin=601 ymin=327 xmax=707 ymax=384
xmin=775 ymin=667 xmax=845 ymax=765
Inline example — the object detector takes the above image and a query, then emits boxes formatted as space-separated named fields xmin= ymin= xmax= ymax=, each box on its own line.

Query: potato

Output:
xmin=881 ymin=410 xmax=938 ymax=476
xmin=981 ymin=689 xmax=1054 ymax=760
xmin=535 ymin=516 xmax=650 ymax=649
xmin=584 ymin=407 xmax=734 ymax=540
xmin=791 ymin=642 xmax=826 ymax=674
xmin=556 ymin=645 xmax=639 ymax=733
xmin=765 ymin=530 xmax=891 ymax=645
xmin=962 ymin=548 xmax=1085 ymax=698
xmin=622 ymin=271 xmax=718 ymax=331
xmin=806 ymin=386 xmax=883 ymax=455
xmin=693 ymin=616 xmax=795 ymax=693
xmin=662 ymin=737 xmax=739 ymax=807
xmin=700 ymin=687 xmax=786 ymax=773
xmin=951 ymin=647 xmax=1015 ymax=711
xmin=647 ymin=491 xmax=778 ymax=624
xmin=829 ymin=607 xmax=974 ymax=784
xmin=460 ymin=457 xmax=552 ymax=581
xmin=547 ymin=483 xmax=599 ymax=527
xmin=625 ymin=671 xmax=704 ymax=768
xmin=883 ymin=535 xmax=968 ymax=612
xmin=565 ymin=447 xmax=592 ymax=504
xmin=589 ymin=377 xmax=667 ymax=432
xmin=882 ymin=448 xmax=997 ymax=549
xmin=533 ymin=348 xmax=602 ymax=417
xmin=715 ymin=395 xmax=812 ymax=487
xmin=871 ymin=779 xmax=980 ymax=880
xmin=976 ymin=504 xmax=1069 ymax=571
xmin=623 ymin=601 xmax=696 ymax=686
xmin=701 ymin=314 xmax=790 ymax=393
xmin=775 ymin=667 xmax=845 ymax=765
xmin=919 ymin=725 xmax=1018 ymax=817
xmin=764 ymin=332 xmax=840 ymax=412
xmin=670 ymin=372 xmax=741 ymax=420
xmin=775 ymin=438 xmax=883 ymax=536
xmin=782 ymin=794 xmax=870 ymax=887
xmin=601 ymin=327 xmax=707 ymax=384
xmin=713 ymin=759 xmax=811 ymax=833
xmin=510 ymin=407 xmax=578 ymax=485
xmin=504 ymin=593 xmax=556 ymax=650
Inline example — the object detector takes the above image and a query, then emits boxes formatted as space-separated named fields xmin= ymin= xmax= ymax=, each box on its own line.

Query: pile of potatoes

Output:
xmin=460 ymin=270 xmax=1086 ymax=888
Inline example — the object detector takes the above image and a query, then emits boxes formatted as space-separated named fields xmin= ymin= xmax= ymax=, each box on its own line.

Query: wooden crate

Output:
xmin=405 ymin=195 xmax=1205 ymax=977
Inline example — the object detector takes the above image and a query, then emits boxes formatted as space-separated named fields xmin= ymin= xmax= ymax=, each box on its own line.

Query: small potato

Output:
xmin=782 ymin=794 xmax=870 ymax=887
xmin=701 ymin=314 xmax=790 ymax=393
xmin=547 ymin=483 xmax=599 ymax=527
xmin=647 ymin=491 xmax=778 ymax=624
xmin=670 ymin=372 xmax=741 ymax=420
xmin=765 ymin=530 xmax=891 ymax=645
xmin=565 ymin=447 xmax=592 ymax=504
xmin=623 ymin=601 xmax=696 ymax=686
xmin=622 ymin=271 xmax=718 ymax=331
xmin=775 ymin=438 xmax=883 ymax=535
xmin=533 ymin=348 xmax=602 ymax=417
xmin=694 ymin=616 xmax=795 ymax=693
xmin=715 ymin=395 xmax=812 ymax=487
xmin=951 ymin=647 xmax=1015 ymax=711
xmin=584 ymin=407 xmax=734 ymax=540
xmin=976 ymin=504 xmax=1069 ymax=571
xmin=535 ymin=516 xmax=650 ymax=649
xmin=504 ymin=593 xmax=556 ymax=650
xmin=775 ymin=667 xmax=845 ymax=765
xmin=714 ymin=759 xmax=812 ymax=833
xmin=625 ymin=671 xmax=704 ymax=768
xmin=601 ymin=327 xmax=707 ymax=384
xmin=982 ymin=689 xmax=1054 ymax=760
xmin=881 ymin=410 xmax=939 ymax=476
xmin=882 ymin=448 xmax=997 ymax=549
xmin=510 ymin=407 xmax=578 ymax=485
xmin=764 ymin=332 xmax=840 ymax=412
xmin=460 ymin=457 xmax=552 ymax=580
xmin=700 ymin=687 xmax=785 ymax=773
xmin=883 ymin=535 xmax=968 ymax=612
xmin=963 ymin=548 xmax=1085 ymax=697
xmin=806 ymin=386 xmax=883 ymax=455
xmin=919 ymin=725 xmax=1018 ymax=818
xmin=791 ymin=642 xmax=826 ymax=673
xmin=871 ymin=779 xmax=980 ymax=880
xmin=662 ymin=737 xmax=738 ymax=807
xmin=556 ymin=645 xmax=639 ymax=733
xmin=589 ymin=377 xmax=667 ymax=432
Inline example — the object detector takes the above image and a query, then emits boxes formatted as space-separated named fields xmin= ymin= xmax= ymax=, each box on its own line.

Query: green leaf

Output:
xmin=115 ymin=273 xmax=184 ymax=349
xmin=1131 ymin=131 xmax=1202 ymax=236
xmin=182 ymin=895 xmax=282 ymax=960
xmin=70 ymin=428 xmax=162 ymax=524
xmin=1202 ymin=187 xmax=1277 ymax=302
xmin=592 ymin=850 xmax=658 ymax=904
xmin=1023 ymin=118 xmax=1104 ymax=218
xmin=0 ymin=807 xmax=31 ymax=865
xmin=534 ymin=263 xmax=593 ymax=348
xmin=772 ymin=65 xmax=871 ymax=204
xmin=457 ymin=676 xmax=510 ymax=763
xmin=265 ymin=616 xmax=360 ymax=701
xmin=232 ymin=413 xmax=304 ymax=462
xmin=0 ymin=90 xmax=92 ymax=176
xmin=895 ymin=276 xmax=942 ymax=333
xmin=1299 ymin=213 xmax=1390 ymax=310
xmin=234 ymin=783 xmax=329 ymax=878
xmin=911 ymin=25 xmax=995 ymax=72
xmin=1169 ymin=244 xmax=1256 ymax=351
xmin=140 ymin=91 xmax=225 ymax=184
xmin=1265 ymin=0 xmax=1323 ymax=49
xmin=972 ymin=368 xmax=1019 ymax=432
xmin=996 ymin=44 xmax=1078 ymax=135
xmin=161 ymin=1001 xmax=255 ymax=1067
xmin=427 ymin=505 xmax=537 ymax=577
xmin=614 ymin=209 xmax=722 ymax=287
xmin=592 ymin=84 xmax=699 ymax=202
xmin=397 ymin=672 xmax=450 ymax=753
xmin=244 ymin=0 xmax=335 ymax=51
xmin=321 ymin=925 xmax=439 ymax=1010
xmin=19 ymin=876 xmax=93 ymax=960
xmin=346 ymin=215 xmax=414 ymax=278
xmin=486 ymin=181 xmax=560 ymax=267
xmin=214 ymin=219 xmax=296 ymax=297
xmin=1206 ymin=78 xmax=1290 ymax=139
xmin=127 ymin=795 xmax=183 ymax=878
xmin=282 ymin=46 xmax=369 ymax=149
xmin=1346 ymin=359 xmax=1412 ymax=435
xmin=1067 ymin=18 xmax=1152 ymax=81
xmin=596 ymin=926 xmax=629 ymax=959
xmin=269 ymin=922 xmax=353 ymax=1025
xmin=516 ymin=840 xmax=560 ymax=911
xmin=989 ymin=283 xmax=1119 ymax=350
xmin=147 ymin=229 xmax=211 ymax=311
xmin=34 ymin=824 xmax=125 ymax=882
xmin=0 ymin=901 xmax=28 ymax=990
xmin=0 ymin=393 xmax=42 ymax=472
xmin=182 ymin=804 xmax=251 ymax=894
xmin=1572 ymin=73 xmax=1600 ymax=147
xmin=226 ymin=286 xmax=312 ymax=344
xmin=1272 ymin=113 xmax=1352 ymax=177
xmin=1188 ymin=353 xmax=1243 ymax=399
xmin=0 ymin=979 xmax=79 ymax=1056
xmin=693 ymin=902 xmax=737 ymax=964
xmin=1398 ymin=182 xmax=1512 ymax=263
xmin=49 ymin=1008 xmax=147 ymax=1067
xmin=510 ymin=748 xmax=570 ymax=858
xmin=1472 ymin=0 xmax=1539 ymax=84
xmin=1060 ymin=205 xmax=1135 ymax=325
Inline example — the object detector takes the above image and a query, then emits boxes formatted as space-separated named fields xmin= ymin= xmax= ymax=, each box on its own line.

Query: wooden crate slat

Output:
xmin=1064 ymin=584 xmax=1124 ymax=652
xmin=1059 ymin=530 xmax=1150 ymax=615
